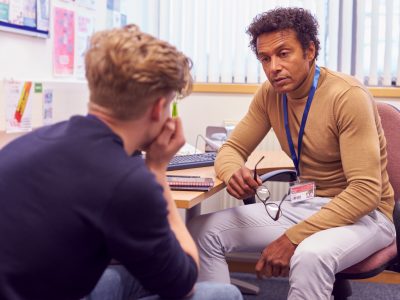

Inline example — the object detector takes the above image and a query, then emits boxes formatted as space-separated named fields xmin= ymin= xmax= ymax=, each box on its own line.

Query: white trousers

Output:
xmin=188 ymin=197 xmax=395 ymax=300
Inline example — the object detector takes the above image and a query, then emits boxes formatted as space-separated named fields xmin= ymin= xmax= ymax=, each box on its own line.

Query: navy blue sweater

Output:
xmin=0 ymin=115 xmax=197 ymax=300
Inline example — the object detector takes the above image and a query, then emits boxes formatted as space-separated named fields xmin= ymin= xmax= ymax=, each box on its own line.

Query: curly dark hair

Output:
xmin=246 ymin=7 xmax=320 ymax=60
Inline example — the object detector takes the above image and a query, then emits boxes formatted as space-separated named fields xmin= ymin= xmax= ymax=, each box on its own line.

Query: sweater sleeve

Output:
xmin=215 ymin=83 xmax=272 ymax=184
xmin=286 ymin=87 xmax=382 ymax=244
xmin=102 ymin=167 xmax=197 ymax=299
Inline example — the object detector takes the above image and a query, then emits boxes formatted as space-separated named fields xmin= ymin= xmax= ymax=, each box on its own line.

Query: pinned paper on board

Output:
xmin=43 ymin=89 xmax=53 ymax=125
xmin=75 ymin=13 xmax=94 ymax=77
xmin=53 ymin=7 xmax=75 ymax=76
xmin=4 ymin=80 xmax=33 ymax=133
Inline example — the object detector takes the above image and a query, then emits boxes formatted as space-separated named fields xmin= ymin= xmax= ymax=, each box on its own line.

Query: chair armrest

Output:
xmin=387 ymin=200 xmax=400 ymax=273
xmin=243 ymin=169 xmax=296 ymax=205
xmin=394 ymin=200 xmax=400 ymax=265
xmin=259 ymin=169 xmax=297 ymax=183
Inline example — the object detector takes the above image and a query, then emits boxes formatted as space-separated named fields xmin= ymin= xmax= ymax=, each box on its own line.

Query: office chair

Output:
xmin=229 ymin=102 xmax=400 ymax=297
xmin=332 ymin=102 xmax=400 ymax=300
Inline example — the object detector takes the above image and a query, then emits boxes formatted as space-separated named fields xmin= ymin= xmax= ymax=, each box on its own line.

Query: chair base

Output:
xmin=231 ymin=278 xmax=260 ymax=295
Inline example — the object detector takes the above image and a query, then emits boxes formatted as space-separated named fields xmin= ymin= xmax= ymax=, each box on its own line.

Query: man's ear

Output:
xmin=306 ymin=41 xmax=316 ymax=61
xmin=150 ymin=97 xmax=167 ymax=121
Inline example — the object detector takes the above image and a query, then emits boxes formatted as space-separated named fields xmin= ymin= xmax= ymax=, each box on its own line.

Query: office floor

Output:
xmin=231 ymin=272 xmax=400 ymax=300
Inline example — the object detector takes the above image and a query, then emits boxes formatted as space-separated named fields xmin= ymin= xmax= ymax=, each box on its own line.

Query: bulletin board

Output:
xmin=0 ymin=0 xmax=50 ymax=38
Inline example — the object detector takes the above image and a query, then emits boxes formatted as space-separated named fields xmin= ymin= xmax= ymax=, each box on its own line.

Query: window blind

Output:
xmin=124 ymin=0 xmax=400 ymax=87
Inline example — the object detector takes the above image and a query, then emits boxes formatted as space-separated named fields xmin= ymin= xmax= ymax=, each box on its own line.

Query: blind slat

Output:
xmin=369 ymin=0 xmax=380 ymax=85
xmin=220 ymin=0 xmax=233 ymax=83
xmin=383 ymin=0 xmax=394 ymax=86
xmin=207 ymin=0 xmax=220 ymax=82
xmin=327 ymin=0 xmax=339 ymax=71
xmin=355 ymin=0 xmax=365 ymax=83
xmin=193 ymin=0 xmax=207 ymax=82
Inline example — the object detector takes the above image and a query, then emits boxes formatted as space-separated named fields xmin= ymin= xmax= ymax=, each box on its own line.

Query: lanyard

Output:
xmin=283 ymin=65 xmax=320 ymax=177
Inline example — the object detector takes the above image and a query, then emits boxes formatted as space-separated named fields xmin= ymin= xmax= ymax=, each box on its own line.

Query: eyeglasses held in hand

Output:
xmin=254 ymin=156 xmax=289 ymax=221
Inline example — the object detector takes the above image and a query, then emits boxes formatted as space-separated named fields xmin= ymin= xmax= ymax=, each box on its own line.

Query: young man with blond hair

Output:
xmin=0 ymin=25 xmax=241 ymax=300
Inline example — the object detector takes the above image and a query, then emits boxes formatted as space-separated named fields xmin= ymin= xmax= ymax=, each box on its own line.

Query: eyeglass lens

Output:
xmin=265 ymin=203 xmax=281 ymax=220
xmin=254 ymin=156 xmax=288 ymax=221
xmin=256 ymin=185 xmax=270 ymax=201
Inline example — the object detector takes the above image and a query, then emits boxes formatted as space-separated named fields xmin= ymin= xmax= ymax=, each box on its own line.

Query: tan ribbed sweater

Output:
xmin=215 ymin=65 xmax=394 ymax=245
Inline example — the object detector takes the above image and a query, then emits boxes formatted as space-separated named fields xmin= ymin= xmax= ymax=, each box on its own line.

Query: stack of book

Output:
xmin=167 ymin=175 xmax=214 ymax=191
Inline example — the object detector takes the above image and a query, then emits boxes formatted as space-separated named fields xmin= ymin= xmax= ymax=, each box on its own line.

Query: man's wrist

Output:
xmin=284 ymin=232 xmax=299 ymax=247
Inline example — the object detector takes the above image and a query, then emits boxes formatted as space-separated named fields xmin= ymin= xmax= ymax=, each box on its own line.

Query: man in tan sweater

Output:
xmin=188 ymin=7 xmax=395 ymax=299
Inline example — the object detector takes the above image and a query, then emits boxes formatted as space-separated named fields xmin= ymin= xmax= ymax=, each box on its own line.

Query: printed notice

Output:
xmin=23 ymin=0 xmax=36 ymax=27
xmin=4 ymin=80 xmax=33 ymax=133
xmin=43 ymin=89 xmax=53 ymax=125
xmin=37 ymin=0 xmax=50 ymax=31
xmin=8 ymin=0 xmax=23 ymax=25
xmin=75 ymin=13 xmax=94 ymax=77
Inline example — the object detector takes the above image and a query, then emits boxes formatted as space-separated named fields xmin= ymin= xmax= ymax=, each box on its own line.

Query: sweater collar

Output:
xmin=286 ymin=61 xmax=316 ymax=100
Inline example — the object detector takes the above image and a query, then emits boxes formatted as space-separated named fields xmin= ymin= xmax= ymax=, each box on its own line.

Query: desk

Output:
xmin=0 ymin=131 xmax=293 ymax=222
xmin=168 ymin=150 xmax=293 ymax=222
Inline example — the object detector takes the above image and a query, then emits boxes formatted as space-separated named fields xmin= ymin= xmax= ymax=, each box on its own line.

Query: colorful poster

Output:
xmin=75 ymin=13 xmax=94 ymax=77
xmin=53 ymin=7 xmax=75 ymax=76
xmin=0 ymin=0 xmax=9 ymax=21
xmin=36 ymin=0 xmax=50 ymax=31
xmin=4 ymin=80 xmax=33 ymax=133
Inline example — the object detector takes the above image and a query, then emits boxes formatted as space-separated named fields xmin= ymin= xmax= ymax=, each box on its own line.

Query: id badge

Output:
xmin=290 ymin=181 xmax=315 ymax=203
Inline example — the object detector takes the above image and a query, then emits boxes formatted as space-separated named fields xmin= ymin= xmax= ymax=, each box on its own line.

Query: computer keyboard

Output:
xmin=167 ymin=152 xmax=217 ymax=171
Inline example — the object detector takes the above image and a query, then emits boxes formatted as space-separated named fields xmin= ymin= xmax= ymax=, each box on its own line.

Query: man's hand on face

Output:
xmin=255 ymin=234 xmax=297 ymax=278
xmin=145 ymin=117 xmax=185 ymax=172
xmin=227 ymin=167 xmax=262 ymax=200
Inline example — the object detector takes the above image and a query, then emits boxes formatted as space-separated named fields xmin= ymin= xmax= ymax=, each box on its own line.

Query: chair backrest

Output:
xmin=376 ymin=102 xmax=400 ymax=202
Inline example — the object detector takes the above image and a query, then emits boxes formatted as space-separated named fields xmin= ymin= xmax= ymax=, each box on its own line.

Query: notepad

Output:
xmin=167 ymin=176 xmax=214 ymax=191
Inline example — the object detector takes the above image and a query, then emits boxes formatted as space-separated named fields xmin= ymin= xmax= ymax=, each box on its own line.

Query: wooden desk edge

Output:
xmin=174 ymin=183 xmax=226 ymax=209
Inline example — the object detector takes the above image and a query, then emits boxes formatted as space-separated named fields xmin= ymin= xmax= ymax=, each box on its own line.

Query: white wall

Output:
xmin=1 ymin=80 xmax=399 ymax=144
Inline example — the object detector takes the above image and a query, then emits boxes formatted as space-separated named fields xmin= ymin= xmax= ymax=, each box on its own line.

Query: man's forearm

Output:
xmin=152 ymin=170 xmax=200 ymax=268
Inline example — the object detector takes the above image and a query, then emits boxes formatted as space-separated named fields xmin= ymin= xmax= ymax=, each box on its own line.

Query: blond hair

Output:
xmin=85 ymin=24 xmax=192 ymax=120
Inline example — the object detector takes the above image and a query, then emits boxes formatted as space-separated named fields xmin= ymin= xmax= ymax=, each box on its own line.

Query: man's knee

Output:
xmin=188 ymin=215 xmax=221 ymax=249
xmin=290 ymin=241 xmax=337 ymax=276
